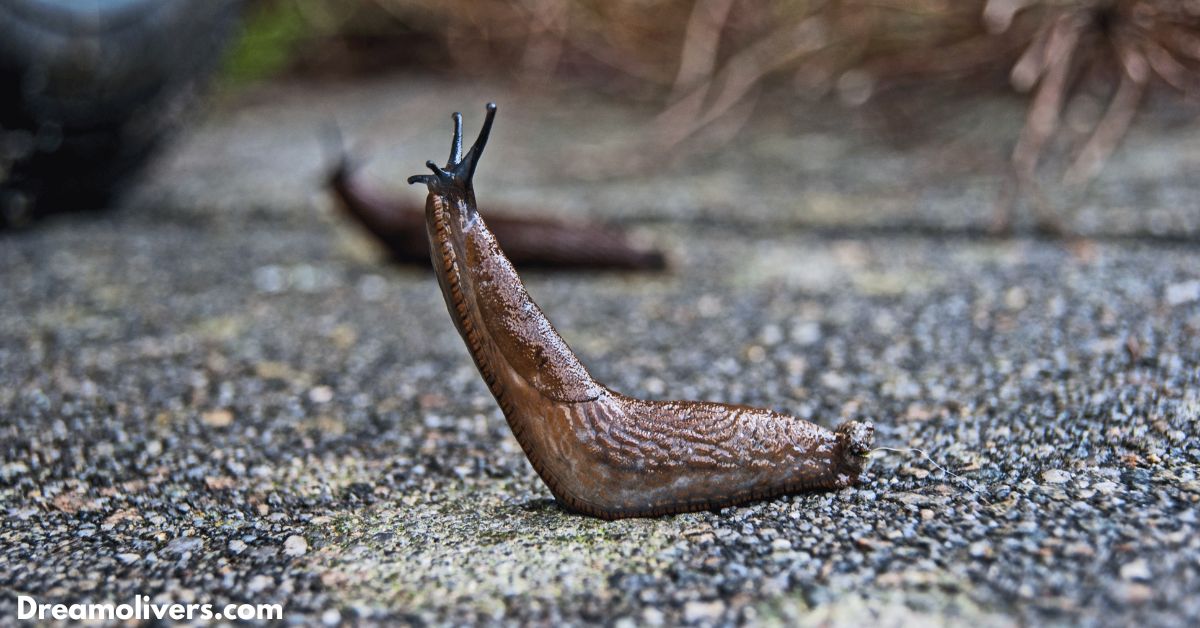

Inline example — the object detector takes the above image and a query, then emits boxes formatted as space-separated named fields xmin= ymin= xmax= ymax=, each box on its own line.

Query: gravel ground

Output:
xmin=1 ymin=78 xmax=1198 ymax=626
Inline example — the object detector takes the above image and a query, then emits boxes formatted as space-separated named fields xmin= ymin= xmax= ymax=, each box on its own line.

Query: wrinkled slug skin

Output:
xmin=410 ymin=104 xmax=874 ymax=519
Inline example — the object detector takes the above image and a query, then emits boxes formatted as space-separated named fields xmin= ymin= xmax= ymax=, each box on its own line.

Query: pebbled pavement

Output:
xmin=1 ymin=79 xmax=1198 ymax=626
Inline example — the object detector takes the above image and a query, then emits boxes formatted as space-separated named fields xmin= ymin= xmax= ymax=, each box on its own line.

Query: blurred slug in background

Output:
xmin=328 ymin=151 xmax=667 ymax=272
xmin=407 ymin=103 xmax=874 ymax=520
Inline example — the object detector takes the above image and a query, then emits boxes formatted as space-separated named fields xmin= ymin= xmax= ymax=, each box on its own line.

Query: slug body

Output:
xmin=409 ymin=104 xmax=873 ymax=519
xmin=330 ymin=157 xmax=666 ymax=270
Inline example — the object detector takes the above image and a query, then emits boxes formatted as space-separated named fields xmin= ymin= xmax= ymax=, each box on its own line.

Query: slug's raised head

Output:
xmin=407 ymin=102 xmax=497 ymax=199
xmin=833 ymin=421 xmax=874 ymax=478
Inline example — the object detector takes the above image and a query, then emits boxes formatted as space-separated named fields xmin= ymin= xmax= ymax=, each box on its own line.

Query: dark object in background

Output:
xmin=0 ymin=0 xmax=243 ymax=227
xmin=329 ymin=156 xmax=667 ymax=272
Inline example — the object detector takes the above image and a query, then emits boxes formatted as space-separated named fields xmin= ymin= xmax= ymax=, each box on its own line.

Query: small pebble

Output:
xmin=1165 ymin=280 xmax=1200 ymax=305
xmin=1042 ymin=469 xmax=1071 ymax=484
xmin=683 ymin=600 xmax=726 ymax=624
xmin=1120 ymin=559 xmax=1151 ymax=581
xmin=641 ymin=607 xmax=665 ymax=627
xmin=247 ymin=575 xmax=274 ymax=593
xmin=201 ymin=409 xmax=234 ymax=428
xmin=308 ymin=386 xmax=334 ymax=404
xmin=283 ymin=535 xmax=308 ymax=557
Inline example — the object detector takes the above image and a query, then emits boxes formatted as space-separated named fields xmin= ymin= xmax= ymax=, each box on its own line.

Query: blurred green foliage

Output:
xmin=219 ymin=1 xmax=313 ymax=85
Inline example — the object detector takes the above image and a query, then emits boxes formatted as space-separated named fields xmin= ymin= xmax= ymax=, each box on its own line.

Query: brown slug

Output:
xmin=408 ymin=104 xmax=874 ymax=519
xmin=330 ymin=153 xmax=666 ymax=271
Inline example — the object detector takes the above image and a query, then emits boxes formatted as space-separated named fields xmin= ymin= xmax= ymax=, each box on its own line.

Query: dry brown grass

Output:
xmin=280 ymin=0 xmax=1200 ymax=190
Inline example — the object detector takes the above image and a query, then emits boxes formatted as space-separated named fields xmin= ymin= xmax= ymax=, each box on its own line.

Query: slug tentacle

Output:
xmin=408 ymin=104 xmax=873 ymax=519
xmin=448 ymin=112 xmax=464 ymax=165
xmin=461 ymin=102 xmax=496 ymax=183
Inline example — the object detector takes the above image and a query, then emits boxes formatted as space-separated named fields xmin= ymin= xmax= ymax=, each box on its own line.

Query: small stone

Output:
xmin=1120 ymin=559 xmax=1151 ymax=581
xmin=0 ymin=461 xmax=29 ymax=480
xmin=903 ymin=466 xmax=930 ymax=479
xmin=760 ymin=324 xmax=784 ymax=346
xmin=115 ymin=553 xmax=140 ymax=564
xmin=683 ymin=600 xmax=725 ymax=624
xmin=228 ymin=539 xmax=247 ymax=554
xmin=357 ymin=274 xmax=387 ymax=301
xmin=819 ymin=371 xmax=849 ymax=392
xmin=1065 ymin=543 xmax=1094 ymax=558
xmin=1041 ymin=469 xmax=1071 ymax=484
xmin=201 ymin=409 xmax=234 ymax=428
xmin=283 ymin=535 xmax=308 ymax=557
xmin=205 ymin=476 xmax=235 ymax=490
xmin=1004 ymin=286 xmax=1028 ymax=310
xmin=254 ymin=265 xmax=286 ymax=293
xmin=1165 ymin=280 xmax=1200 ymax=306
xmin=968 ymin=541 xmax=994 ymax=559
xmin=641 ymin=607 xmax=665 ymax=626
xmin=1093 ymin=481 xmax=1119 ymax=494
xmin=11 ymin=507 xmax=38 ymax=521
xmin=1116 ymin=583 xmax=1154 ymax=604
xmin=308 ymin=386 xmax=334 ymax=404
xmin=321 ymin=609 xmax=342 ymax=626
xmin=247 ymin=574 xmax=274 ymax=593
xmin=791 ymin=321 xmax=821 ymax=346
xmin=165 ymin=536 xmax=202 ymax=555
xmin=894 ymin=492 xmax=931 ymax=506
xmin=771 ymin=538 xmax=792 ymax=551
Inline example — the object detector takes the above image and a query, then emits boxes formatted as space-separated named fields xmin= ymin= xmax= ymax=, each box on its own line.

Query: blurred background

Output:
xmin=3 ymin=0 xmax=1198 ymax=232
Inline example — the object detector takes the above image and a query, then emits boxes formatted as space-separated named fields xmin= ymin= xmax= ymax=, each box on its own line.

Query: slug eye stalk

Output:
xmin=408 ymin=103 xmax=872 ymax=519
xmin=408 ymin=102 xmax=497 ymax=194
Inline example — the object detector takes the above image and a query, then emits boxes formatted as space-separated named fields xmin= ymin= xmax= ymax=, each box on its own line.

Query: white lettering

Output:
xmin=12 ymin=596 xmax=282 ymax=622
xmin=87 ymin=603 xmax=115 ymax=620
xmin=16 ymin=596 xmax=35 ymax=619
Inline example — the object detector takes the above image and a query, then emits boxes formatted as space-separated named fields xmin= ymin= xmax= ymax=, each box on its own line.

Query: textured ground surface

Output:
xmin=1 ymin=78 xmax=1198 ymax=626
